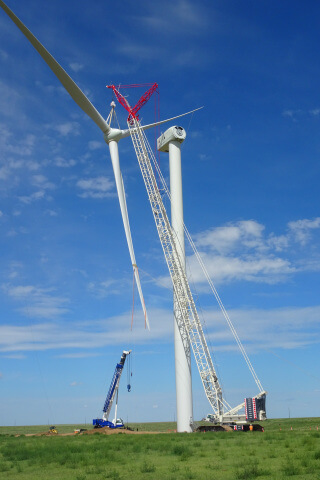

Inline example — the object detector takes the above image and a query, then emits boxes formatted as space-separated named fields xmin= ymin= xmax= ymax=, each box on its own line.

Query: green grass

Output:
xmin=0 ymin=418 xmax=319 ymax=479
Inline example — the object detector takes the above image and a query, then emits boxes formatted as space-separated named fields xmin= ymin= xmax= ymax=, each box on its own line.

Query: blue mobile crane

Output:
xmin=93 ymin=350 xmax=131 ymax=428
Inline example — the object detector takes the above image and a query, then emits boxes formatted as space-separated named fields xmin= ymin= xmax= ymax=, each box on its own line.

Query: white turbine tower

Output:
xmin=0 ymin=0 xmax=199 ymax=331
xmin=157 ymin=126 xmax=193 ymax=432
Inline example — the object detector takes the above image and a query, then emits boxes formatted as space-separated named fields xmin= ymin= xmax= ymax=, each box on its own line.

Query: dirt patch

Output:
xmin=82 ymin=427 xmax=162 ymax=435
xmin=24 ymin=431 xmax=75 ymax=437
xmin=21 ymin=427 xmax=165 ymax=437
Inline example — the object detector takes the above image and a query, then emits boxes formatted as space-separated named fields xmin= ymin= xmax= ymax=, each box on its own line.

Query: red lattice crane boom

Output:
xmin=107 ymin=83 xmax=159 ymax=123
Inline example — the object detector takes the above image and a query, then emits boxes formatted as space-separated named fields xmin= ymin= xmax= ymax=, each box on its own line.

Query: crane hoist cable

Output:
xmin=127 ymin=353 xmax=132 ymax=392
xmin=131 ymin=268 xmax=135 ymax=331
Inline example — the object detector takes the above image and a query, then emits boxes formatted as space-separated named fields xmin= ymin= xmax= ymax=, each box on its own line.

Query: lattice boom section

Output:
xmin=128 ymin=119 xmax=224 ymax=417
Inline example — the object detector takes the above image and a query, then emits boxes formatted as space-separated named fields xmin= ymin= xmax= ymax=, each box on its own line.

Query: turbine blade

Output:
xmin=108 ymin=141 xmax=150 ymax=330
xmin=121 ymin=175 xmax=150 ymax=331
xmin=0 ymin=0 xmax=109 ymax=134
xmin=119 ymin=107 xmax=203 ymax=139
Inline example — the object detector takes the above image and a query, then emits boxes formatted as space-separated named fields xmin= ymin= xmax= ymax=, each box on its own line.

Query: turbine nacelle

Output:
xmin=157 ymin=126 xmax=187 ymax=152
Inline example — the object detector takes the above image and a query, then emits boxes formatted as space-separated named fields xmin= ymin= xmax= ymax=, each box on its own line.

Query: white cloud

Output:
xmin=267 ymin=234 xmax=289 ymax=252
xmin=58 ymin=353 xmax=100 ymax=359
xmin=2 ymin=284 xmax=69 ymax=319
xmin=0 ymin=49 xmax=8 ymax=61
xmin=6 ymin=285 xmax=35 ymax=297
xmin=2 ymin=354 xmax=26 ymax=359
xmin=282 ymin=108 xmax=320 ymax=121
xmin=24 ymin=160 xmax=40 ymax=171
xmin=0 ymin=308 xmax=168 ymax=353
xmin=0 ymin=165 xmax=10 ymax=180
xmin=54 ymin=156 xmax=77 ymax=168
xmin=69 ymin=63 xmax=84 ymax=73
xmin=116 ymin=43 xmax=161 ymax=61
xmin=31 ymin=174 xmax=55 ymax=190
xmin=54 ymin=122 xmax=80 ymax=136
xmin=77 ymin=176 xmax=115 ymax=199
xmin=0 ymin=125 xmax=36 ymax=162
xmin=88 ymin=279 xmax=122 ymax=298
xmin=203 ymin=305 xmax=320 ymax=352
xmin=288 ymin=217 xmax=320 ymax=246
xmin=8 ymin=271 xmax=18 ymax=279
xmin=21 ymin=304 xmax=69 ymax=319
xmin=195 ymin=220 xmax=265 ymax=254
xmin=282 ymin=109 xmax=300 ymax=119
xmin=18 ymin=190 xmax=46 ymax=204
xmin=0 ymin=305 xmax=318 ymax=354
xmin=182 ymin=218 xmax=320 ymax=285
xmin=88 ymin=140 xmax=103 ymax=150
xmin=186 ymin=252 xmax=294 ymax=285
xmin=116 ymin=13 xmax=207 ymax=67
xmin=6 ymin=229 xmax=20 ymax=237
xmin=137 ymin=0 xmax=207 ymax=34
xmin=0 ymin=83 xmax=22 ymax=121
xmin=45 ymin=209 xmax=58 ymax=217
xmin=0 ymin=124 xmax=35 ymax=157
xmin=0 ymin=126 xmax=40 ymax=188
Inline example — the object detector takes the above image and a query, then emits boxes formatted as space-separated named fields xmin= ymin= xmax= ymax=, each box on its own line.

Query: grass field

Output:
xmin=0 ymin=418 xmax=319 ymax=479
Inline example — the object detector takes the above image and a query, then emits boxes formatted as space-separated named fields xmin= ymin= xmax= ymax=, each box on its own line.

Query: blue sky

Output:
xmin=0 ymin=0 xmax=319 ymax=426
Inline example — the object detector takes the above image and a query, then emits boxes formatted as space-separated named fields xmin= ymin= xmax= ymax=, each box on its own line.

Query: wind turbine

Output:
xmin=1 ymin=0 xmax=267 ymax=434
xmin=0 ymin=0 xmax=199 ymax=330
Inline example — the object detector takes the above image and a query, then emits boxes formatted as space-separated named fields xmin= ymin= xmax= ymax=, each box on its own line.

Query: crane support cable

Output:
xmin=128 ymin=117 xmax=230 ymax=417
xmin=142 ymin=134 xmax=264 ymax=394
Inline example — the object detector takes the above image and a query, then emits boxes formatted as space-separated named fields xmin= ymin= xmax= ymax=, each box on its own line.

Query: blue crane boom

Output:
xmin=93 ymin=350 xmax=131 ymax=428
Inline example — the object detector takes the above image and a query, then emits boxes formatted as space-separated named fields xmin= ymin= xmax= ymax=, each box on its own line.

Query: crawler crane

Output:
xmin=109 ymin=85 xmax=267 ymax=428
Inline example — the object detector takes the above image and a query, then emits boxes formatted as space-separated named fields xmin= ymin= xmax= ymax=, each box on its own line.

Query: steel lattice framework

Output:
xmin=128 ymin=117 xmax=226 ymax=418
xmin=107 ymin=83 xmax=159 ymax=123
